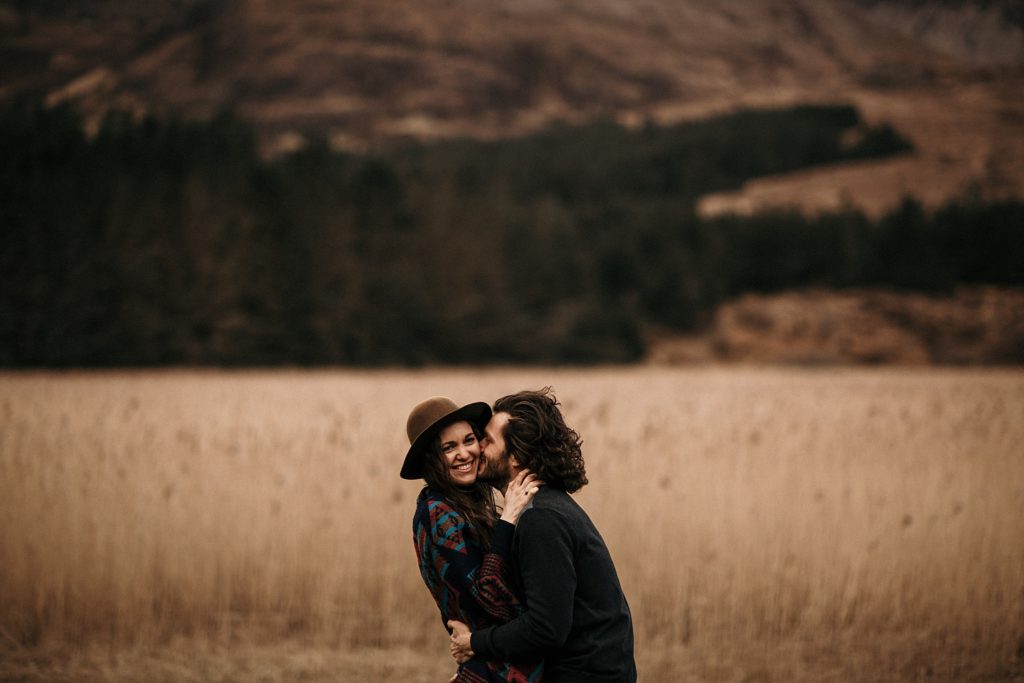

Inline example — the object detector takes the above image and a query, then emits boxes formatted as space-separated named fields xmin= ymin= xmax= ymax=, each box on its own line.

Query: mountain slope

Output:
xmin=1 ymin=0 xmax=1021 ymax=211
xmin=0 ymin=0 xmax=999 ymax=139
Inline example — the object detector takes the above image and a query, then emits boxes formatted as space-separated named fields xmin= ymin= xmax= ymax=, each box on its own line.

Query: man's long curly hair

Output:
xmin=493 ymin=387 xmax=588 ymax=493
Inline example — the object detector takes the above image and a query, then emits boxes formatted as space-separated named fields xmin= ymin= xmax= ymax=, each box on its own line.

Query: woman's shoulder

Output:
xmin=414 ymin=488 xmax=470 ymax=541
xmin=414 ymin=487 xmax=461 ymax=520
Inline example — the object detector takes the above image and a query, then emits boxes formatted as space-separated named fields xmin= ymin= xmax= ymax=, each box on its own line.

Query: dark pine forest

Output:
xmin=2 ymin=101 xmax=1021 ymax=365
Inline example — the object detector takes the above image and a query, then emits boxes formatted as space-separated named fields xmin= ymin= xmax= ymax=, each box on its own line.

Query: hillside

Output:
xmin=648 ymin=287 xmax=1024 ymax=365
xmin=1 ymin=0 xmax=1021 ymax=213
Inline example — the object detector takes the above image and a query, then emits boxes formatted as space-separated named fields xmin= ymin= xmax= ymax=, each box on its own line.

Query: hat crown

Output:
xmin=406 ymin=396 xmax=461 ymax=445
xmin=401 ymin=397 xmax=491 ymax=480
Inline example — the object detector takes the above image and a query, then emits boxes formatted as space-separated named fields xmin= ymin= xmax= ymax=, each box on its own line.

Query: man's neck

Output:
xmin=499 ymin=466 xmax=525 ymax=492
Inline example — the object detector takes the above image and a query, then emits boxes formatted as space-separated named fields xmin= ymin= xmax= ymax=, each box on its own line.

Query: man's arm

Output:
xmin=469 ymin=507 xmax=576 ymax=660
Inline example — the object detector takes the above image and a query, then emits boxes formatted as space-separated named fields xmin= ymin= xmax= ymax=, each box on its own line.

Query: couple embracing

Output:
xmin=401 ymin=388 xmax=636 ymax=683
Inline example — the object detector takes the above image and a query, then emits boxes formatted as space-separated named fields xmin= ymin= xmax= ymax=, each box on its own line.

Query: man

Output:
xmin=448 ymin=388 xmax=637 ymax=683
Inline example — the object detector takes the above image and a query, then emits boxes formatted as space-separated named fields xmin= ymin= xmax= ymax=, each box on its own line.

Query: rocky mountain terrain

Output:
xmin=1 ymin=0 xmax=1021 ymax=216
xmin=854 ymin=0 xmax=1022 ymax=65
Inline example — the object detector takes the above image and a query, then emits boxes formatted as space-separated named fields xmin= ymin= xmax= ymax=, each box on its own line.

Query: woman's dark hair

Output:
xmin=493 ymin=387 xmax=588 ymax=493
xmin=421 ymin=421 xmax=497 ymax=547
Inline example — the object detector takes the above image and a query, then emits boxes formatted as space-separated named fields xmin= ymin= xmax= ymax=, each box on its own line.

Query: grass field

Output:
xmin=1 ymin=368 xmax=1022 ymax=682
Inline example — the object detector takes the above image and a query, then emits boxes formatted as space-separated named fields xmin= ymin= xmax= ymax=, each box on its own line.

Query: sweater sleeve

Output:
xmin=474 ymin=520 xmax=527 ymax=622
xmin=470 ymin=507 xmax=576 ymax=660
xmin=425 ymin=499 xmax=525 ymax=625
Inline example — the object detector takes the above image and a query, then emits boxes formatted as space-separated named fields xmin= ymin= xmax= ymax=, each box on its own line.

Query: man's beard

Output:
xmin=479 ymin=453 xmax=512 ymax=487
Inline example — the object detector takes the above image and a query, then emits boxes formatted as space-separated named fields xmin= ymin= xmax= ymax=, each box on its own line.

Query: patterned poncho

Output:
xmin=413 ymin=487 xmax=544 ymax=683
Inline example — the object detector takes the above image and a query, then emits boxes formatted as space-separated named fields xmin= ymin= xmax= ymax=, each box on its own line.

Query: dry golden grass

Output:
xmin=1 ymin=368 xmax=1022 ymax=682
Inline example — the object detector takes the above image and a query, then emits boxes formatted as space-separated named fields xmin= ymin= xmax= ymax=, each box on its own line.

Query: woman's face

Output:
xmin=437 ymin=420 xmax=481 ymax=487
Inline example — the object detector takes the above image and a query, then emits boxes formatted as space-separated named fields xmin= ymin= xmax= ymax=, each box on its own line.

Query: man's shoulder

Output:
xmin=532 ymin=486 xmax=584 ymax=513
xmin=518 ymin=487 xmax=576 ymax=528
xmin=524 ymin=487 xmax=600 ymax=535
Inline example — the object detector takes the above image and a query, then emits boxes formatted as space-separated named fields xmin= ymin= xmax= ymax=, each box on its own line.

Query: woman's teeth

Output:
xmin=453 ymin=460 xmax=474 ymax=472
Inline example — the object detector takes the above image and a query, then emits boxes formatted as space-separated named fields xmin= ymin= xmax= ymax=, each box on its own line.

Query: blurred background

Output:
xmin=2 ymin=0 xmax=1022 ymax=367
xmin=2 ymin=2 xmax=1024 ymax=682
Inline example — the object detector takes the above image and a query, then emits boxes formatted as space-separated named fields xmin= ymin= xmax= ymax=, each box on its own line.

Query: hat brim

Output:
xmin=400 ymin=401 xmax=492 ymax=480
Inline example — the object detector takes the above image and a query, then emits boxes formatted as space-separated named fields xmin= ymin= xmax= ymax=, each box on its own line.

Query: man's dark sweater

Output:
xmin=470 ymin=486 xmax=636 ymax=682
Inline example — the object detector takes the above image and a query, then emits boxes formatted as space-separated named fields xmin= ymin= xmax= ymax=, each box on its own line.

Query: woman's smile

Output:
xmin=451 ymin=457 xmax=476 ymax=473
xmin=438 ymin=420 xmax=482 ymax=485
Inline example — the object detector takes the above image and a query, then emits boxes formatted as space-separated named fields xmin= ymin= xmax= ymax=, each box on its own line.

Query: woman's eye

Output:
xmin=465 ymin=436 xmax=476 ymax=444
xmin=442 ymin=444 xmax=455 ymax=453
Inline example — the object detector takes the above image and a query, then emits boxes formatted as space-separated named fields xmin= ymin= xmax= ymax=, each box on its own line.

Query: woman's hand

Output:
xmin=499 ymin=469 xmax=543 ymax=525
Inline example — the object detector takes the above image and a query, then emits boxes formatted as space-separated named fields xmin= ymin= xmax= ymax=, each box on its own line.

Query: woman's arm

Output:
xmin=475 ymin=471 xmax=541 ymax=620
xmin=425 ymin=474 xmax=539 ymax=624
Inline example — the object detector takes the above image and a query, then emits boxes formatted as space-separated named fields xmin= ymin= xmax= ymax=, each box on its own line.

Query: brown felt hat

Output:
xmin=400 ymin=396 xmax=491 ymax=480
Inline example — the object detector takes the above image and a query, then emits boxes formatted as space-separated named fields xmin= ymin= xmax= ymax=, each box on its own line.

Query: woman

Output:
xmin=401 ymin=396 xmax=544 ymax=683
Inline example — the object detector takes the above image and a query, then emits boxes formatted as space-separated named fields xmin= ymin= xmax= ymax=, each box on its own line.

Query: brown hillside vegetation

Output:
xmin=696 ymin=78 xmax=1024 ymax=217
xmin=648 ymin=287 xmax=1024 ymax=365
xmin=1 ymin=0 xmax=1021 ymax=213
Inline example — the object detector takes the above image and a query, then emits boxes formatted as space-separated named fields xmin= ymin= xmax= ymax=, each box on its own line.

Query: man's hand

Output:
xmin=447 ymin=619 xmax=474 ymax=664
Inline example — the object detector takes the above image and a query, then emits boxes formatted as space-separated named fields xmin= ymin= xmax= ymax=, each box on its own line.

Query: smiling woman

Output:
xmin=401 ymin=396 xmax=544 ymax=682
xmin=438 ymin=421 xmax=482 ymax=487
xmin=402 ymin=398 xmax=497 ymax=546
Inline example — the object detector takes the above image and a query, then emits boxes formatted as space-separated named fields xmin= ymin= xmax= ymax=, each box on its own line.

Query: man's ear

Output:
xmin=509 ymin=453 xmax=521 ymax=469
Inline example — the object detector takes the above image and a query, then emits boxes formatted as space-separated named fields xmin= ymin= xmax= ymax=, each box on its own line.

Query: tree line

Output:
xmin=1 ymin=100 xmax=1020 ymax=365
